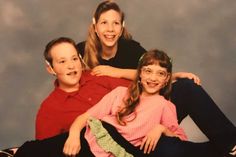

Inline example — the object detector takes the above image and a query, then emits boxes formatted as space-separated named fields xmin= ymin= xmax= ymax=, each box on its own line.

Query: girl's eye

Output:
xmin=114 ymin=21 xmax=121 ymax=25
xmin=144 ymin=69 xmax=152 ymax=74
xmin=158 ymin=71 xmax=167 ymax=77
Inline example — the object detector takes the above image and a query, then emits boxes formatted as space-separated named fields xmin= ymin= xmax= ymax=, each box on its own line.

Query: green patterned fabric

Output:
xmin=87 ymin=117 xmax=133 ymax=157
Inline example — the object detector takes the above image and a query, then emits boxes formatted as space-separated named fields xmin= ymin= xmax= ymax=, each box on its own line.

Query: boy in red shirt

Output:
xmin=0 ymin=37 xmax=130 ymax=157
xmin=36 ymin=37 xmax=130 ymax=140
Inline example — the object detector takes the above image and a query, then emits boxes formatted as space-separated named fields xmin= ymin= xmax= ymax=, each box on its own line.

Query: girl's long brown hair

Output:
xmin=117 ymin=49 xmax=173 ymax=125
xmin=83 ymin=0 xmax=132 ymax=69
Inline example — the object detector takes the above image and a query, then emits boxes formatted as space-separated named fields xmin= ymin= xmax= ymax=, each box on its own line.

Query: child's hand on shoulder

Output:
xmin=91 ymin=65 xmax=122 ymax=78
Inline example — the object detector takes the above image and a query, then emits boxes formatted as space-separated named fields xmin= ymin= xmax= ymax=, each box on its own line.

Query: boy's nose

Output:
xmin=67 ymin=62 xmax=75 ymax=69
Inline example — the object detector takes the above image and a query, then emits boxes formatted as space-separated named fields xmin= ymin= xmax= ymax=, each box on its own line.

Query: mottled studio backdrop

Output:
xmin=0 ymin=0 xmax=235 ymax=149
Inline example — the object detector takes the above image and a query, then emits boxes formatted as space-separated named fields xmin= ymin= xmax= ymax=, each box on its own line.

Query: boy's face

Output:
xmin=48 ymin=42 xmax=82 ymax=92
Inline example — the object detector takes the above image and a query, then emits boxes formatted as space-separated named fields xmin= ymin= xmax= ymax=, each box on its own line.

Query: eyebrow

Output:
xmin=143 ymin=67 xmax=167 ymax=72
xmin=56 ymin=54 xmax=79 ymax=60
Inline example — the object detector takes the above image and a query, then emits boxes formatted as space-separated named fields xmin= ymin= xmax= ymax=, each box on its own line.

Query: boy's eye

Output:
xmin=59 ymin=60 xmax=65 ymax=64
xmin=146 ymin=70 xmax=151 ymax=73
xmin=73 ymin=57 xmax=79 ymax=61
xmin=101 ymin=21 xmax=107 ymax=24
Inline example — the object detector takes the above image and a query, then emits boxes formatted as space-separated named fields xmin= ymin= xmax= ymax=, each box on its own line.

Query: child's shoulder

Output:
xmin=148 ymin=95 xmax=175 ymax=108
xmin=112 ymin=86 xmax=128 ymax=93
xmin=106 ymin=86 xmax=129 ymax=98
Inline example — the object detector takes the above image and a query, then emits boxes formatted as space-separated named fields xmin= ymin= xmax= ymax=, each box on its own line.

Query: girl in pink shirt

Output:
xmin=63 ymin=49 xmax=221 ymax=157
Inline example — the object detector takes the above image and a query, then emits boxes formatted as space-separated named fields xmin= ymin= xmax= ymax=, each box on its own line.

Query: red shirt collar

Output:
xmin=53 ymin=70 xmax=93 ymax=102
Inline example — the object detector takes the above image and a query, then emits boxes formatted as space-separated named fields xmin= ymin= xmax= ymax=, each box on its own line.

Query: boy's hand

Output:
xmin=63 ymin=134 xmax=81 ymax=156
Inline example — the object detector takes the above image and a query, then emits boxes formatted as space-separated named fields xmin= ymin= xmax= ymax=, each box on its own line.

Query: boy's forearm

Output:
xmin=69 ymin=113 xmax=89 ymax=137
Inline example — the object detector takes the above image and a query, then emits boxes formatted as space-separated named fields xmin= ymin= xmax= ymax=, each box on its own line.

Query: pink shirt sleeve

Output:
xmin=87 ymin=87 xmax=127 ymax=120
xmin=160 ymin=101 xmax=188 ymax=141
xmin=105 ymin=76 xmax=131 ymax=89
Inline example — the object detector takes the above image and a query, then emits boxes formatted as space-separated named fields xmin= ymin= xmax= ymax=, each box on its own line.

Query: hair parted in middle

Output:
xmin=117 ymin=49 xmax=173 ymax=125
xmin=83 ymin=0 xmax=132 ymax=69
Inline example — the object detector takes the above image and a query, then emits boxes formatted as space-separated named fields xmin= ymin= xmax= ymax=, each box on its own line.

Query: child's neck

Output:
xmin=101 ymin=44 xmax=118 ymax=60
xmin=141 ymin=91 xmax=160 ymax=97
xmin=59 ymin=84 xmax=80 ymax=93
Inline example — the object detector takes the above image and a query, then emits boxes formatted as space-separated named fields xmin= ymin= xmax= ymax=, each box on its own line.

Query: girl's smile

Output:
xmin=95 ymin=10 xmax=123 ymax=57
xmin=140 ymin=64 xmax=170 ymax=96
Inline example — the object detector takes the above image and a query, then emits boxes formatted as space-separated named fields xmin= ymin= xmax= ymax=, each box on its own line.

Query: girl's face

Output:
xmin=140 ymin=64 xmax=170 ymax=96
xmin=94 ymin=9 xmax=123 ymax=49
xmin=48 ymin=43 xmax=82 ymax=92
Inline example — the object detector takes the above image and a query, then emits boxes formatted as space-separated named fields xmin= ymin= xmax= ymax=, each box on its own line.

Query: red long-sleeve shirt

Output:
xmin=35 ymin=71 xmax=130 ymax=140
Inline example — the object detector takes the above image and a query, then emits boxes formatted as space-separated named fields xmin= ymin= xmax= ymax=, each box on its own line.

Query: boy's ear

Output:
xmin=45 ymin=61 xmax=56 ymax=76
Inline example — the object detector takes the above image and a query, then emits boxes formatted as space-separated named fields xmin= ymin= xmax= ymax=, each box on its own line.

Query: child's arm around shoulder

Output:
xmin=91 ymin=65 xmax=137 ymax=80
xmin=63 ymin=86 xmax=128 ymax=156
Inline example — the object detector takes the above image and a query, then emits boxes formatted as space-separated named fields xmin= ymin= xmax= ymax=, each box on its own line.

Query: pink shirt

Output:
xmin=85 ymin=86 xmax=187 ymax=157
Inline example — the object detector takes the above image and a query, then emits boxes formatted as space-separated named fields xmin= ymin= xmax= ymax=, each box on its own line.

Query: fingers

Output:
xmin=91 ymin=68 xmax=99 ymax=76
xmin=91 ymin=65 xmax=116 ymax=77
xmin=63 ymin=143 xmax=80 ymax=156
xmin=152 ymin=140 xmax=158 ymax=151
xmin=144 ymin=139 xmax=153 ymax=154
xmin=139 ymin=136 xmax=146 ymax=150
xmin=140 ymin=137 xmax=157 ymax=154
xmin=186 ymin=73 xmax=201 ymax=85
xmin=91 ymin=71 xmax=103 ymax=76
xmin=192 ymin=76 xmax=201 ymax=85
xmin=91 ymin=69 xmax=102 ymax=76
xmin=91 ymin=67 xmax=104 ymax=76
